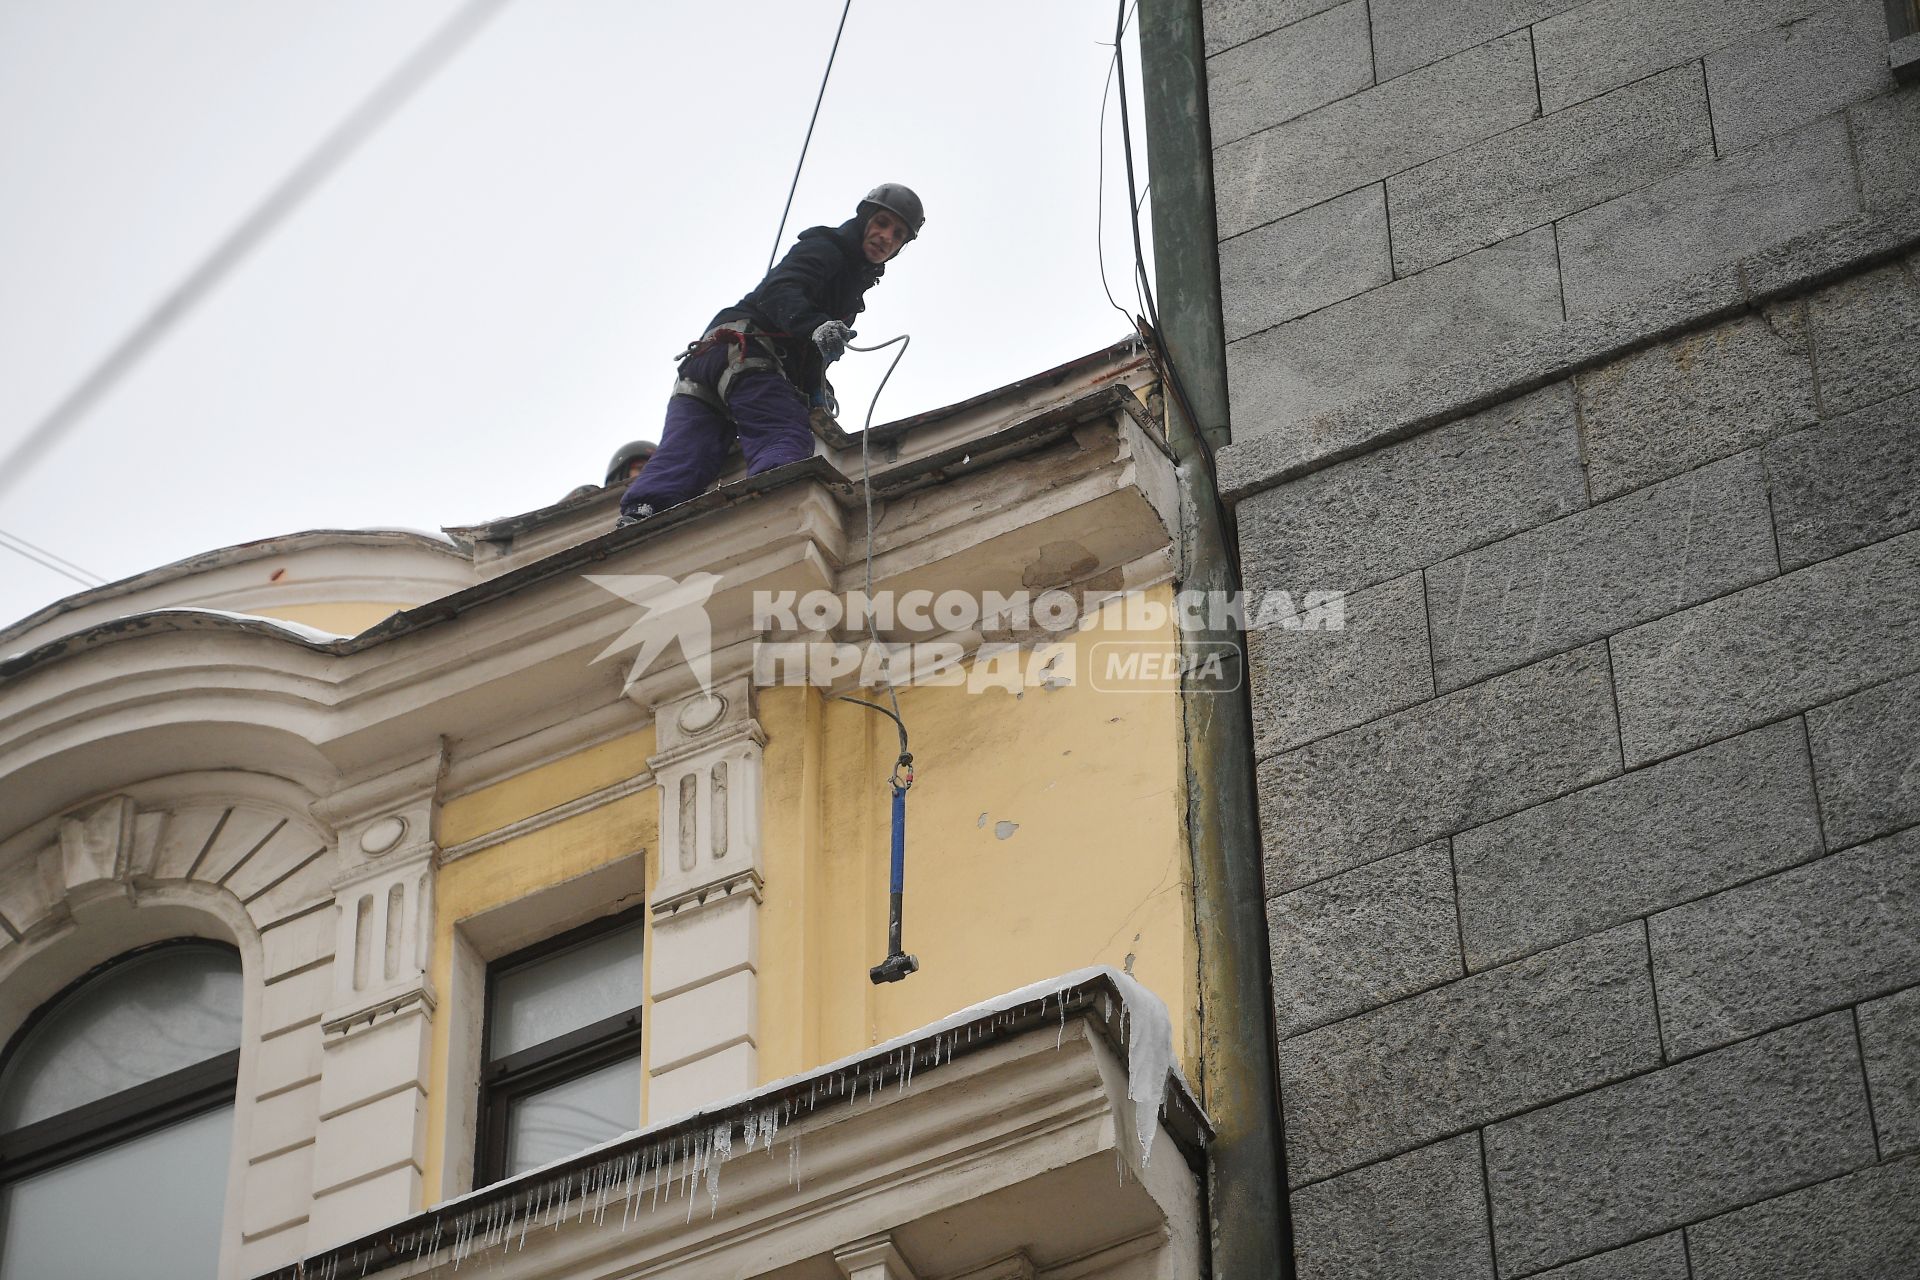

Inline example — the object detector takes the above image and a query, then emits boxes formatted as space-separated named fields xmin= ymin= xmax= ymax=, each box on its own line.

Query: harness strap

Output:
xmin=671 ymin=376 xmax=727 ymax=416
xmin=672 ymin=322 xmax=791 ymax=417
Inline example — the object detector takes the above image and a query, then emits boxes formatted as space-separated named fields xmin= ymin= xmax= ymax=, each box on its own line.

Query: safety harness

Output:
xmin=670 ymin=321 xmax=791 ymax=417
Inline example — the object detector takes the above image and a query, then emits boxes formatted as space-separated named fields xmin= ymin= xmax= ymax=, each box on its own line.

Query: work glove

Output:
xmin=812 ymin=320 xmax=853 ymax=363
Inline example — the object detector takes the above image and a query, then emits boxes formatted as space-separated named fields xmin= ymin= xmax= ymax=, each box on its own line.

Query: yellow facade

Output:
xmin=420 ymin=584 xmax=1195 ymax=1204
xmin=249 ymin=600 xmax=412 ymax=635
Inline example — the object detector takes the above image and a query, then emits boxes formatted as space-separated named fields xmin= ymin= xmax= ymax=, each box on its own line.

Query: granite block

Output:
xmin=1226 ymin=225 xmax=1563 ymax=425
xmin=1248 ymin=571 xmax=1434 ymax=758
xmin=1213 ymin=31 xmax=1539 ymax=235
xmin=1387 ymin=66 xmax=1711 ymax=274
xmin=1220 ymin=184 xmax=1392 ymax=339
xmin=1860 ymin=986 xmax=1920 ymax=1158
xmin=1280 ymin=924 xmax=1660 ymax=1184
xmin=1484 ymin=1013 xmax=1877 ymax=1275
xmin=1238 ymin=382 xmax=1586 ymax=599
xmin=1260 ymin=644 xmax=1621 ymax=892
xmin=1290 ymin=1135 xmax=1495 ymax=1280
xmin=1557 ymin=116 xmax=1858 ymax=320
xmin=1650 ymin=827 xmax=1920 ymax=1057
xmin=1851 ymin=84 xmax=1920 ymax=213
xmin=1574 ymin=302 xmax=1818 ymax=502
xmin=1209 ymin=0 xmax=1374 ymax=147
xmin=1610 ymin=531 xmax=1920 ymax=764
xmin=1687 ymin=1157 xmax=1920 ymax=1280
xmin=1768 ymin=387 xmax=1920 ymax=569
xmin=1205 ymin=0 xmax=1347 ymax=56
xmin=1454 ymin=719 xmax=1822 ymax=971
xmin=1268 ymin=841 xmax=1463 ymax=1038
xmin=1805 ymin=262 xmax=1920 ymax=417
xmin=1533 ymin=0 xmax=1831 ymax=114
xmin=1531 ymin=1234 xmax=1689 ymax=1280
xmin=1806 ymin=669 xmax=1920 ymax=850
xmin=1370 ymin=0 xmax=1586 ymax=81
xmin=1703 ymin=0 xmax=1896 ymax=154
xmin=1426 ymin=450 xmax=1778 ymax=691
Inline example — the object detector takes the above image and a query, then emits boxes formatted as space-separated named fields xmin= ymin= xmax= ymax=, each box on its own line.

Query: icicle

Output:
xmin=707 ymin=1120 xmax=732 ymax=1216
xmin=1058 ymin=993 xmax=1068 ymax=1048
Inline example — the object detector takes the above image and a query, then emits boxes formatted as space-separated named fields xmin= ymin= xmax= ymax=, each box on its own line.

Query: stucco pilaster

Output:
xmin=307 ymin=757 xmax=440 ymax=1248
xmin=646 ymin=676 xmax=764 ymax=1122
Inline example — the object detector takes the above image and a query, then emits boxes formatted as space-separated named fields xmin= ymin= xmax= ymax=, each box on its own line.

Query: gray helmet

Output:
xmin=604 ymin=439 xmax=657 ymax=486
xmin=858 ymin=183 xmax=925 ymax=239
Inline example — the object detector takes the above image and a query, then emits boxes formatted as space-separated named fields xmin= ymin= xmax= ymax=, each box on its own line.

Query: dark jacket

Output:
xmin=707 ymin=215 xmax=884 ymax=396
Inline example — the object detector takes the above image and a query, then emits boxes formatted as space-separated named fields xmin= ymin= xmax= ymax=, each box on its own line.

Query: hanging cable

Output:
xmin=837 ymin=334 xmax=918 ymax=984
xmin=0 ymin=0 xmax=514 ymax=501
xmin=1094 ymin=0 xmax=1142 ymax=326
xmin=1109 ymin=0 xmax=1220 ymax=489
xmin=767 ymin=0 xmax=854 ymax=273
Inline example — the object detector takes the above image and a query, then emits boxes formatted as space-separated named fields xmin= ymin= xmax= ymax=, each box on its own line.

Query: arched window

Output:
xmin=0 ymin=941 xmax=242 ymax=1279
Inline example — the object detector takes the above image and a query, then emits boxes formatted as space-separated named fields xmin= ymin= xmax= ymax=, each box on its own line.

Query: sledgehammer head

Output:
xmin=869 ymin=952 xmax=919 ymax=984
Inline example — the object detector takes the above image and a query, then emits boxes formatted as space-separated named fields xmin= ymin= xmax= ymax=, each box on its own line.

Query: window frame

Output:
xmin=474 ymin=905 xmax=647 ymax=1184
xmin=0 ymin=938 xmax=243 ymax=1184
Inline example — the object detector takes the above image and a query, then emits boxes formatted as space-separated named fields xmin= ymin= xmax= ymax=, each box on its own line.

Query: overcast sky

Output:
xmin=0 ymin=0 xmax=1152 ymax=632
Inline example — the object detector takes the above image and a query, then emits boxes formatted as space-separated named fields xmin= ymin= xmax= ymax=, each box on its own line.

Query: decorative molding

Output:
xmin=321 ymin=986 xmax=437 ymax=1041
xmin=437 ymin=771 xmax=655 ymax=864
xmin=358 ymin=816 xmax=407 ymax=856
xmin=310 ymin=754 xmax=442 ymax=828
xmin=325 ymin=847 xmax=433 ymax=1030
xmin=646 ymin=679 xmax=765 ymax=912
xmin=835 ymin=1235 xmax=920 ymax=1280
xmin=57 ymin=795 xmax=135 ymax=899
xmin=651 ymin=870 xmax=761 ymax=918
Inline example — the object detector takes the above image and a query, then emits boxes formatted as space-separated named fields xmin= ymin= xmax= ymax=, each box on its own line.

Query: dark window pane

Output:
xmin=504 ymin=1054 xmax=641 ymax=1176
xmin=0 ymin=947 xmax=242 ymax=1131
xmin=490 ymin=922 xmax=644 ymax=1059
xmin=0 ymin=1103 xmax=233 ymax=1279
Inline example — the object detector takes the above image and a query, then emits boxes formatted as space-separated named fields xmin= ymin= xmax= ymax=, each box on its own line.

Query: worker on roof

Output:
xmin=615 ymin=183 xmax=925 ymax=529
xmin=605 ymin=440 xmax=657 ymax=487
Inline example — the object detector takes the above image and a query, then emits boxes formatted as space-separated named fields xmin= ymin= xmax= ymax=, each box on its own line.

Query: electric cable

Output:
xmin=0 ymin=527 xmax=105 ymax=586
xmin=1108 ymin=0 xmax=1222 ymax=492
xmin=1094 ymin=0 xmax=1142 ymax=326
xmin=0 ymin=531 xmax=104 ymax=591
xmin=767 ymin=0 xmax=854 ymax=274
xmin=0 ymin=0 xmax=514 ymax=502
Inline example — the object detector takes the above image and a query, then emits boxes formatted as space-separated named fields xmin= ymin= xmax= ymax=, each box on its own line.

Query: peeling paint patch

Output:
xmin=994 ymin=821 xmax=1020 ymax=840
xmin=976 ymin=812 xmax=988 ymax=829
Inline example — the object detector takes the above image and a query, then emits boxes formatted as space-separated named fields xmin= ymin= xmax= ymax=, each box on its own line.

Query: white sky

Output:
xmin=0 ymin=0 xmax=1153 ymax=630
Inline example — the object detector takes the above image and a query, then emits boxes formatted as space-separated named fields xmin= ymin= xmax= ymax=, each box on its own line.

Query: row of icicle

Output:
xmin=290 ymin=989 xmax=1095 ymax=1280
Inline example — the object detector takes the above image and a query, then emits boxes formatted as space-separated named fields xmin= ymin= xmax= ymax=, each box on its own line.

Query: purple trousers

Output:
xmin=621 ymin=345 xmax=813 ymax=513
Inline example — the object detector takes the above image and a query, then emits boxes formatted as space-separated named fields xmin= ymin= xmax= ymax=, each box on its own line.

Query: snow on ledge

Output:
xmin=265 ymin=966 xmax=1201 ymax=1280
xmin=130 ymin=606 xmax=351 ymax=643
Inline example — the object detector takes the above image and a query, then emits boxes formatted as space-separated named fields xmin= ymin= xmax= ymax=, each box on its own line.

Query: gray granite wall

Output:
xmin=1199 ymin=0 xmax=1920 ymax=1274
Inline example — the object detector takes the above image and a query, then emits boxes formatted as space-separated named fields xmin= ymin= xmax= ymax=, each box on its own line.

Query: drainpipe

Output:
xmin=1138 ymin=1 xmax=1294 ymax=1276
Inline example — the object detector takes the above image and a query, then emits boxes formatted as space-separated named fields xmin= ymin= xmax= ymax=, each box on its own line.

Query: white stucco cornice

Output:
xmin=253 ymin=969 xmax=1207 ymax=1280
xmin=0 ymin=529 xmax=478 ymax=655
xmin=0 ymin=369 xmax=1171 ymax=841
